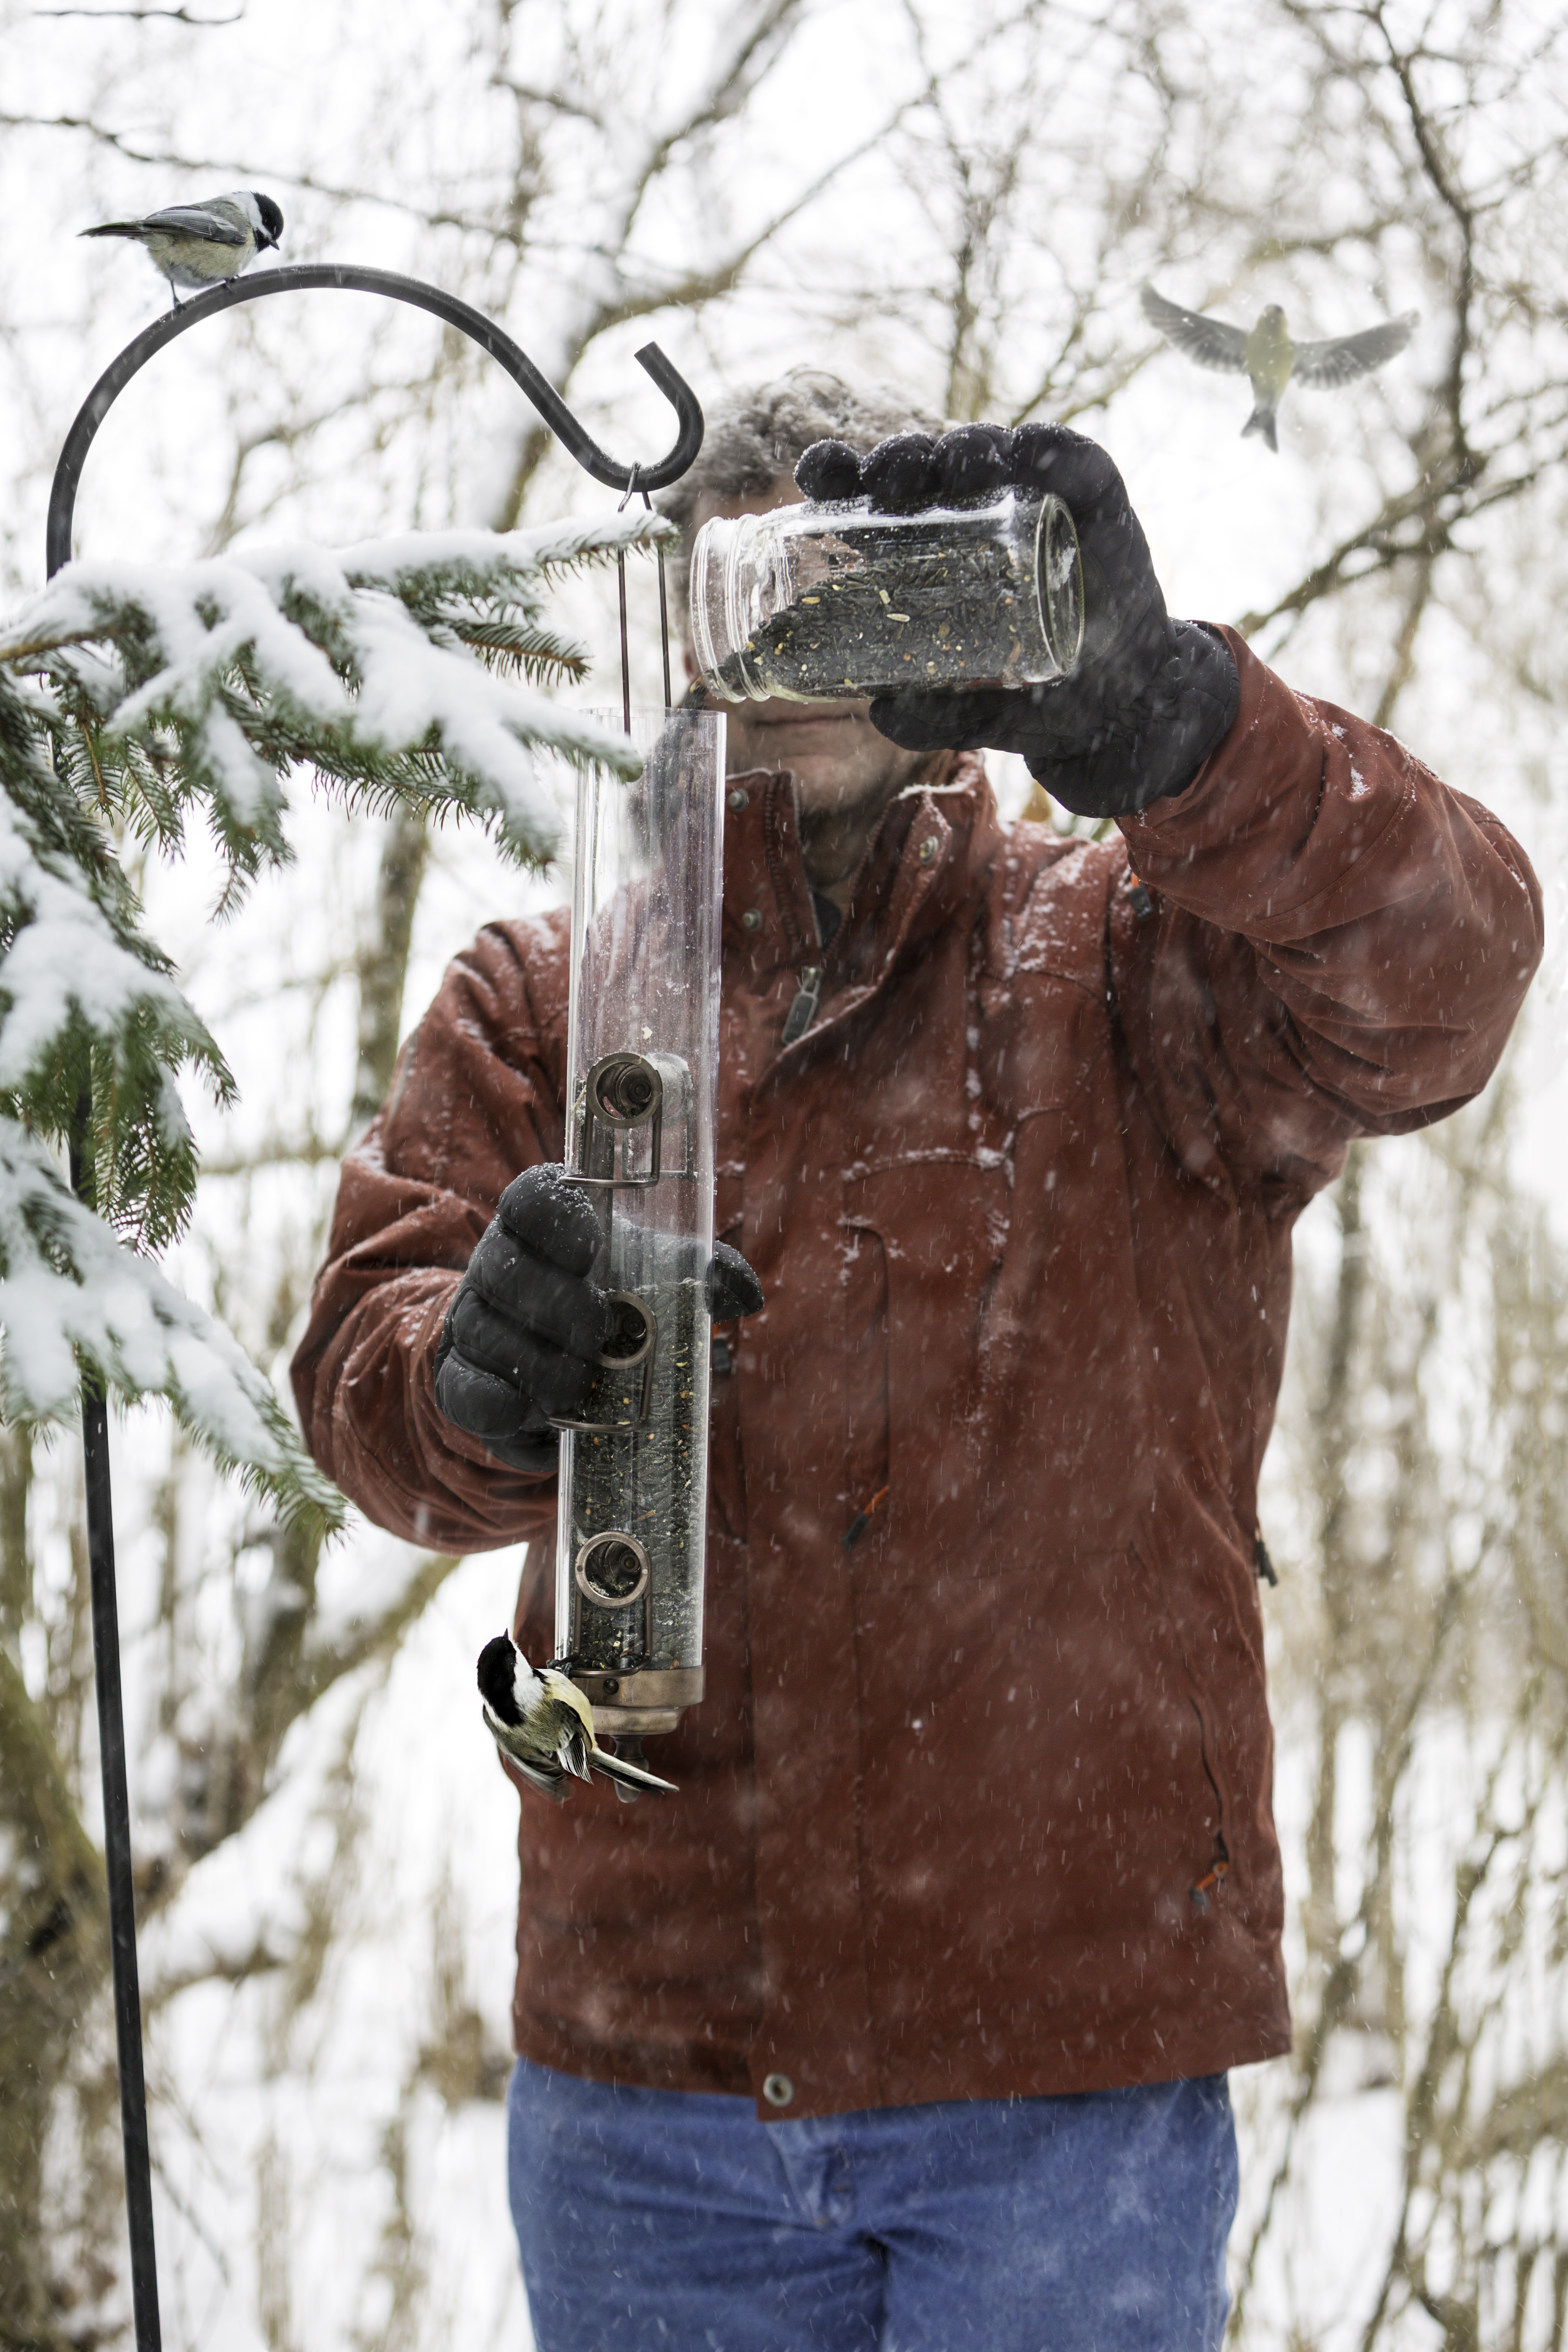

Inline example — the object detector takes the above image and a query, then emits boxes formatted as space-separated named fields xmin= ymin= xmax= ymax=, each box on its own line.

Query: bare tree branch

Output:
xmin=35 ymin=4 xmax=242 ymax=20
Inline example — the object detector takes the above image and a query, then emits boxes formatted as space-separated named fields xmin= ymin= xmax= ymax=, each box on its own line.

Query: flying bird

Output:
xmin=477 ymin=1631 xmax=678 ymax=1802
xmin=1140 ymin=285 xmax=1418 ymax=453
xmin=81 ymin=189 xmax=284 ymax=311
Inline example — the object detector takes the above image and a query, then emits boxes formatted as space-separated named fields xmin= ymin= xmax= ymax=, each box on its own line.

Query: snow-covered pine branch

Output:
xmin=3 ymin=509 xmax=664 ymax=879
xmin=0 ymin=1120 xmax=340 ymax=1526
xmin=0 ymin=508 xmax=672 ymax=1530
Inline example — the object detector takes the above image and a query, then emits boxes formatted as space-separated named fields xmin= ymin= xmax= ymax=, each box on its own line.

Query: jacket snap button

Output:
xmin=741 ymin=909 xmax=763 ymax=931
xmin=728 ymin=787 xmax=750 ymax=812
xmin=763 ymin=2072 xmax=794 ymax=2107
xmin=917 ymin=836 xmax=939 ymax=865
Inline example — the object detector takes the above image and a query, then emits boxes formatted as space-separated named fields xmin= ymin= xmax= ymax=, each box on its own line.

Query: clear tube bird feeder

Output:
xmin=554 ymin=705 xmax=726 ymax=1740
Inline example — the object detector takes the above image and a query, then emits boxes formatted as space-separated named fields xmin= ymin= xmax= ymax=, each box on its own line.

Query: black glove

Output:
xmin=434 ymin=1163 xmax=764 ymax=1474
xmin=794 ymin=423 xmax=1239 ymax=818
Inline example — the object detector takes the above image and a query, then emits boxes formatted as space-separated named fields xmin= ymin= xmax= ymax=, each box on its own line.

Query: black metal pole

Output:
xmin=44 ymin=266 xmax=704 ymax=2349
xmin=65 ymin=1107 xmax=162 ymax=2351
xmin=82 ymin=1385 xmax=163 ymax=2351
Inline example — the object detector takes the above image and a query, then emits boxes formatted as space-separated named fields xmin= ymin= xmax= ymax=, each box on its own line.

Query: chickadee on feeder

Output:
xmin=477 ymin=1631 xmax=679 ymax=1800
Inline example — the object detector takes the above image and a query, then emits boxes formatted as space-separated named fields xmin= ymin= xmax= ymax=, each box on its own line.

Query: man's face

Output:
xmin=685 ymin=477 xmax=935 ymax=818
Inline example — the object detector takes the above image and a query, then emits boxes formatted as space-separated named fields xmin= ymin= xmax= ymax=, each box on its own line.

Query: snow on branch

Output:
xmin=0 ymin=1117 xmax=336 ymax=1530
xmin=2 ymin=507 xmax=669 ymax=877
xmin=0 ymin=666 xmax=228 ymax=1249
xmin=0 ymin=509 xmax=668 ymax=1527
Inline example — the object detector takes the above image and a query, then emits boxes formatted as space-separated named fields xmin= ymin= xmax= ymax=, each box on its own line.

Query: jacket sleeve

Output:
xmin=289 ymin=912 xmax=570 ymax=1551
xmin=1112 ymin=629 xmax=1543 ymax=1204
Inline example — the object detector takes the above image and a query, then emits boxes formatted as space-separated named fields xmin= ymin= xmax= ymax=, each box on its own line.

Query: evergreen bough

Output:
xmin=0 ymin=507 xmax=670 ymax=1532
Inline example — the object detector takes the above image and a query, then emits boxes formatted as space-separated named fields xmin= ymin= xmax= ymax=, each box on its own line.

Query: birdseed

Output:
xmin=564 ymin=1273 xmax=708 ymax=1674
xmin=720 ymin=506 xmax=1066 ymax=697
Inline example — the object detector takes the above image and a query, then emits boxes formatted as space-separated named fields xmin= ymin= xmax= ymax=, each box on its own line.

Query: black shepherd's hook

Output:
xmin=47 ymin=261 xmax=703 ymax=574
xmin=45 ymin=265 xmax=704 ymax=2352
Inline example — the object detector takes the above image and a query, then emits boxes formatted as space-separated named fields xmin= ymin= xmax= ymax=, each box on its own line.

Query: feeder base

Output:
xmin=576 ymin=1666 xmax=704 ymax=1738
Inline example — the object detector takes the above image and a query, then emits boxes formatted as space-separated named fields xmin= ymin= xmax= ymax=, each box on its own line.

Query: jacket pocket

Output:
xmin=841 ymin=1157 xmax=1010 ymax=1580
xmin=1130 ymin=1540 xmax=1233 ymax=1904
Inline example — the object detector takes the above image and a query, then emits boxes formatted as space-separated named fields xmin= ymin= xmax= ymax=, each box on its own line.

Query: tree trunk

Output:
xmin=1304 ymin=1145 xmax=1367 ymax=1977
xmin=0 ymin=1645 xmax=109 ymax=2348
xmin=350 ymin=808 xmax=430 ymax=1136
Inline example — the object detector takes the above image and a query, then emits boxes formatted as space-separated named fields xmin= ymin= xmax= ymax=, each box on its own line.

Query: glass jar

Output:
xmin=553 ymin=704 xmax=726 ymax=1742
xmin=690 ymin=488 xmax=1084 ymax=703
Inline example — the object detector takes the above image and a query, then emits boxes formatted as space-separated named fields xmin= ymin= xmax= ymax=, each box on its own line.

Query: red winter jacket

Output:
xmin=292 ymin=633 xmax=1541 ymax=2121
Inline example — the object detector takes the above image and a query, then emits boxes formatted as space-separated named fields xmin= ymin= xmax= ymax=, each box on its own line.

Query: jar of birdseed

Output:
xmin=689 ymin=487 xmax=1084 ymax=703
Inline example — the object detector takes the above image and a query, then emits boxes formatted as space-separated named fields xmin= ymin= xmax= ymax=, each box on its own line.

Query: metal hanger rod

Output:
xmin=47 ymin=262 xmax=704 ymax=578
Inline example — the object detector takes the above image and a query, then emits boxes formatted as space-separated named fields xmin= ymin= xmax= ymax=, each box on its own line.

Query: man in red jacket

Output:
xmin=292 ymin=373 xmax=1541 ymax=2351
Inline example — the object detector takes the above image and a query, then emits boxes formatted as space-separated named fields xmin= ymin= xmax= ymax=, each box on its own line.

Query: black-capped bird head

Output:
xmin=250 ymin=192 xmax=285 ymax=252
xmin=477 ymin=1630 xmax=530 ymax=1726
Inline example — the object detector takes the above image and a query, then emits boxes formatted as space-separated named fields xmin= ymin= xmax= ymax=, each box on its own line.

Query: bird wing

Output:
xmin=540 ymin=1669 xmax=598 ymax=1780
xmin=1292 ymin=312 xmax=1418 ymax=388
xmin=137 ymin=204 xmax=249 ymax=247
xmin=540 ymin=1665 xmax=679 ymax=1790
xmin=1140 ymin=285 xmax=1250 ymax=374
xmin=480 ymin=1705 xmax=570 ymax=1802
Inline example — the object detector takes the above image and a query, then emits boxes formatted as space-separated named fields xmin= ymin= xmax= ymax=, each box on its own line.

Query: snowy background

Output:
xmin=3 ymin=0 xmax=1568 ymax=2343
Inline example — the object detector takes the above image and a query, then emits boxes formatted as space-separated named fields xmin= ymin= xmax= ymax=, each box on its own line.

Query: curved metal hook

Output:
xmin=46 ymin=262 xmax=705 ymax=577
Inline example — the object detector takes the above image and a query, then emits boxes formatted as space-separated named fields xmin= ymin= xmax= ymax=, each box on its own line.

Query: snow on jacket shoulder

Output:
xmin=291 ymin=631 xmax=1541 ymax=2119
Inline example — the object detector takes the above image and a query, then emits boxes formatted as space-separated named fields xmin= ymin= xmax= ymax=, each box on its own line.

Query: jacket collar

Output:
xmin=721 ymin=752 xmax=1001 ymax=997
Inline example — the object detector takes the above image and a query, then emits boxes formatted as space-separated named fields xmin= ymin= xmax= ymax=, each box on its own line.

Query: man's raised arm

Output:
xmin=849 ymin=419 xmax=1541 ymax=1190
xmin=1113 ymin=633 xmax=1541 ymax=1195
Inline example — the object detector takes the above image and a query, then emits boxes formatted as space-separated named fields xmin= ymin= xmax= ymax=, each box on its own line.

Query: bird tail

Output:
xmin=1242 ymin=404 xmax=1279 ymax=453
xmin=80 ymin=223 xmax=144 ymax=240
xmin=590 ymin=1743 xmax=678 ymax=1796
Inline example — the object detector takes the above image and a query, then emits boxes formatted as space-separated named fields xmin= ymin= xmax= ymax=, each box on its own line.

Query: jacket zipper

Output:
xmin=781 ymin=964 xmax=824 ymax=1046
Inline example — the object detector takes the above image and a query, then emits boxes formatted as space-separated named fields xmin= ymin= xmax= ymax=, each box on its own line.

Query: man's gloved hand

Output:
xmin=434 ymin=1164 xmax=763 ymax=1474
xmin=793 ymin=422 xmax=1240 ymax=819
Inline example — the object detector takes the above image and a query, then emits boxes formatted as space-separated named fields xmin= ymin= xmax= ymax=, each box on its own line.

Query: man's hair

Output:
xmin=658 ymin=367 xmax=943 ymax=634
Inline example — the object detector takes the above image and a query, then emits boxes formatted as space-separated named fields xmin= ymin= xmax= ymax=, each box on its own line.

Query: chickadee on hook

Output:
xmin=477 ymin=1631 xmax=678 ymax=1802
xmin=80 ymin=189 xmax=284 ymax=311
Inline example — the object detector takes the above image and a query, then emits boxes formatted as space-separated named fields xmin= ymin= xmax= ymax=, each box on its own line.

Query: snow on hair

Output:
xmin=657 ymin=367 xmax=944 ymax=632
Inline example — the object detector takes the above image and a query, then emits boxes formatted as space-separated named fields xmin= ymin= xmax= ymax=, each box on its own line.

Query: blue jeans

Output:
xmin=506 ymin=2056 xmax=1238 ymax=2350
